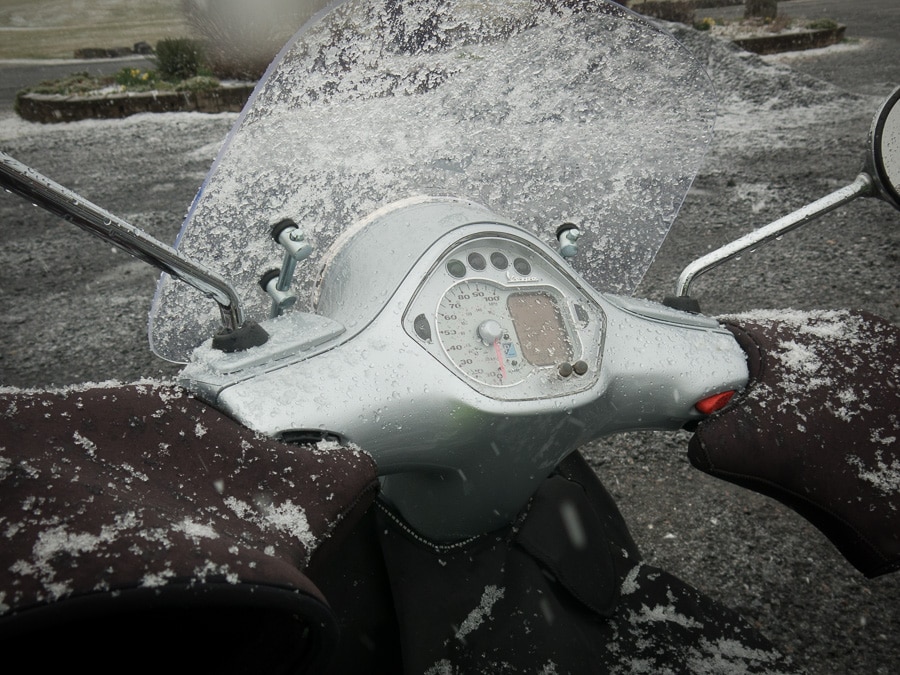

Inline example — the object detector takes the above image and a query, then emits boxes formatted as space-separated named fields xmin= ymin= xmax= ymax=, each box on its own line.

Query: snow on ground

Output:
xmin=0 ymin=108 xmax=237 ymax=141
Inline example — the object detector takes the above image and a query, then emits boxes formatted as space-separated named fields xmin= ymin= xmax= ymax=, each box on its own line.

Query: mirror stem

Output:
xmin=675 ymin=172 xmax=874 ymax=298
xmin=0 ymin=151 xmax=246 ymax=333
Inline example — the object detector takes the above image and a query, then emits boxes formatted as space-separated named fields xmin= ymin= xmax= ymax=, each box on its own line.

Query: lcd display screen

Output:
xmin=507 ymin=292 xmax=572 ymax=366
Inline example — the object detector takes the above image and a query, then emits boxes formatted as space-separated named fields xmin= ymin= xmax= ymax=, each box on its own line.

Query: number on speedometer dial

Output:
xmin=436 ymin=280 xmax=530 ymax=386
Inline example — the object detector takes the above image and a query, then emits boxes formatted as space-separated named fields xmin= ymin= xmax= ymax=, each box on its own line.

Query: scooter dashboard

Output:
xmin=403 ymin=235 xmax=605 ymax=401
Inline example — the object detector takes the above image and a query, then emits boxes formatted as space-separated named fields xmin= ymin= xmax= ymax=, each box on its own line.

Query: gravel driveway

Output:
xmin=1 ymin=16 xmax=898 ymax=675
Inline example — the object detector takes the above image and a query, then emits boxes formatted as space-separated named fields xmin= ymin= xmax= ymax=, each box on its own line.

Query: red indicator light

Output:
xmin=695 ymin=390 xmax=736 ymax=415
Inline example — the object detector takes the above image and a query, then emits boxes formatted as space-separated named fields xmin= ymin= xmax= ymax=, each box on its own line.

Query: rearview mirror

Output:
xmin=868 ymin=85 xmax=900 ymax=210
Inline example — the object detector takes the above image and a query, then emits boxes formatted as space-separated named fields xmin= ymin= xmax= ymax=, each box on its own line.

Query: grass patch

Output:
xmin=19 ymin=64 xmax=222 ymax=98
xmin=0 ymin=0 xmax=192 ymax=59
xmin=22 ymin=71 xmax=115 ymax=96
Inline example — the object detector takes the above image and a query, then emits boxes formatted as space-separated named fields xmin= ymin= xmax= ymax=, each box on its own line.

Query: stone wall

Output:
xmin=15 ymin=84 xmax=255 ymax=124
xmin=732 ymin=24 xmax=845 ymax=54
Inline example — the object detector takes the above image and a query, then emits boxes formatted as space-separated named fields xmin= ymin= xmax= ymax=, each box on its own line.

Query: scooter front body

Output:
xmin=181 ymin=198 xmax=747 ymax=539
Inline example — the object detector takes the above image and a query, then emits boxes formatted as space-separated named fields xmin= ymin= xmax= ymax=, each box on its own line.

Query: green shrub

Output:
xmin=806 ymin=18 xmax=839 ymax=31
xmin=155 ymin=38 xmax=206 ymax=81
xmin=114 ymin=67 xmax=160 ymax=89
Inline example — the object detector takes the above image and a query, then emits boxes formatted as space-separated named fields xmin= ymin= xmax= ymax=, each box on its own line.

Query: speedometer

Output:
xmin=437 ymin=280 xmax=528 ymax=386
xmin=437 ymin=280 xmax=575 ymax=387
xmin=404 ymin=232 xmax=605 ymax=400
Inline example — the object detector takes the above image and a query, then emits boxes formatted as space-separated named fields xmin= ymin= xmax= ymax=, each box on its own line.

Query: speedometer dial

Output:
xmin=436 ymin=280 xmax=529 ymax=386
xmin=404 ymin=232 xmax=604 ymax=400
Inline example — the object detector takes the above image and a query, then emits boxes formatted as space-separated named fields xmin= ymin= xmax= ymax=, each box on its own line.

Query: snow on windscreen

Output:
xmin=149 ymin=0 xmax=716 ymax=363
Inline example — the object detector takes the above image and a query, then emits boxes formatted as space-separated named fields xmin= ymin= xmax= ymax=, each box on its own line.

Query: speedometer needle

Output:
xmin=493 ymin=339 xmax=507 ymax=381
xmin=478 ymin=319 xmax=506 ymax=382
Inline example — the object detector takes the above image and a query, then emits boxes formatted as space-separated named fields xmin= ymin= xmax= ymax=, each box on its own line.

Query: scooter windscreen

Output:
xmin=149 ymin=0 xmax=716 ymax=363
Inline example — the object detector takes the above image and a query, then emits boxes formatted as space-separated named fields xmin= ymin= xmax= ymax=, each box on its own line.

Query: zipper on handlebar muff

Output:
xmin=260 ymin=217 xmax=313 ymax=319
